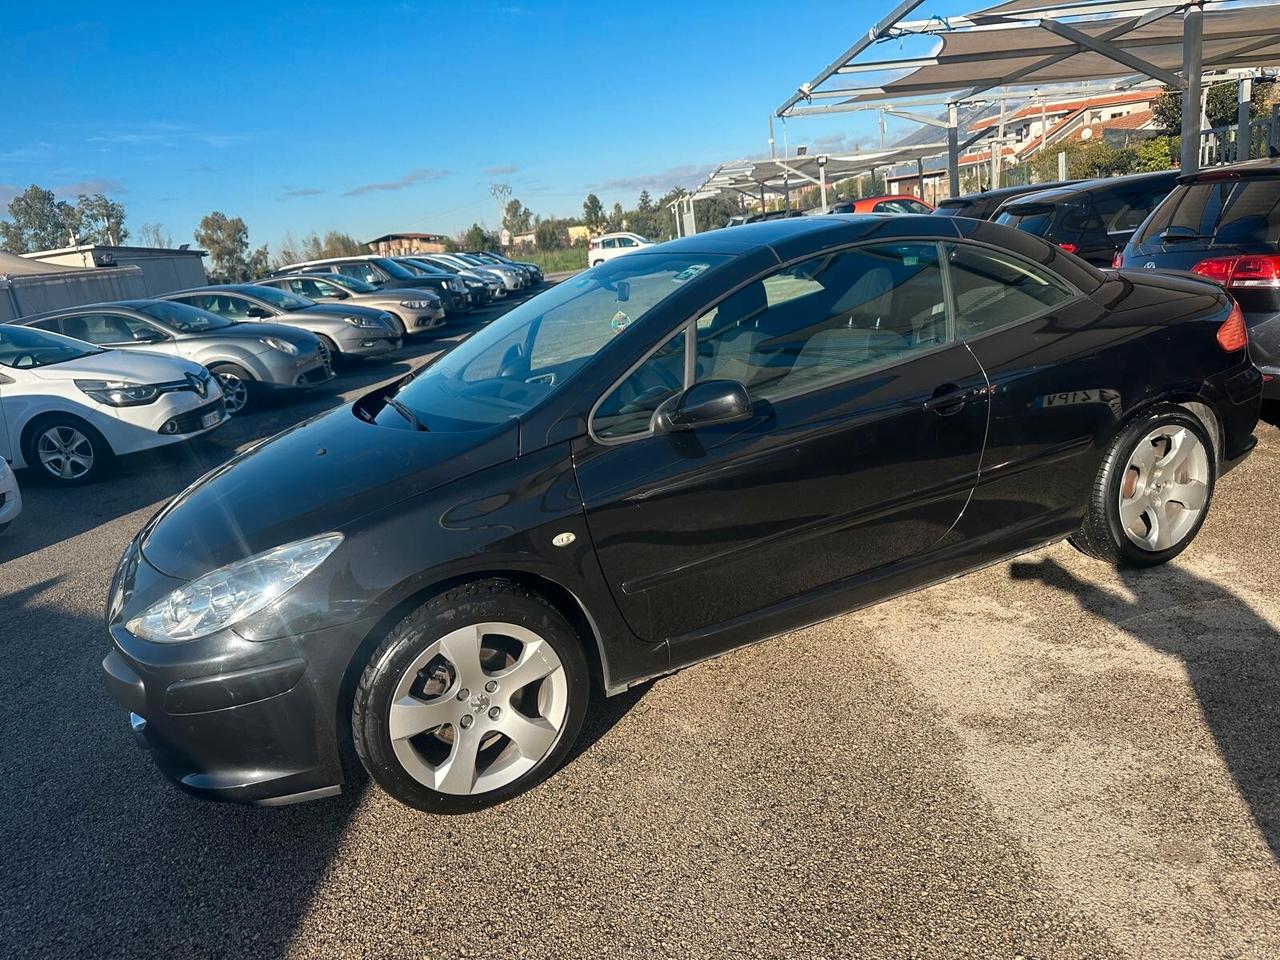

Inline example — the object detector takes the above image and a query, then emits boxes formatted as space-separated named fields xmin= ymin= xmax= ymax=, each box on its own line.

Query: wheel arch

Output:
xmin=19 ymin=408 xmax=113 ymax=465
xmin=1111 ymin=389 xmax=1225 ymax=466
xmin=332 ymin=569 xmax=612 ymax=769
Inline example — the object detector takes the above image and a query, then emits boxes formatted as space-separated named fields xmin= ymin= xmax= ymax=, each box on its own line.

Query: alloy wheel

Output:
xmin=388 ymin=621 xmax=569 ymax=796
xmin=1118 ymin=425 xmax=1210 ymax=552
xmin=37 ymin=426 xmax=95 ymax=481
xmin=216 ymin=372 xmax=250 ymax=415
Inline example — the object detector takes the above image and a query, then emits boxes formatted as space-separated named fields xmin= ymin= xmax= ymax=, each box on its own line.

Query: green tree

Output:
xmin=1152 ymin=81 xmax=1273 ymax=133
xmin=608 ymin=202 xmax=625 ymax=231
xmin=194 ymin=211 xmax=269 ymax=281
xmin=502 ymin=198 xmax=533 ymax=236
xmin=0 ymin=185 xmax=77 ymax=253
xmin=74 ymin=193 xmax=128 ymax=245
xmin=582 ymin=193 xmax=605 ymax=231
xmin=1133 ymin=135 xmax=1177 ymax=172
xmin=534 ymin=217 xmax=569 ymax=250
xmin=459 ymin=223 xmax=500 ymax=251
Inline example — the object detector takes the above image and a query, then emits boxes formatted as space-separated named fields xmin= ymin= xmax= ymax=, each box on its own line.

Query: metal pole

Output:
xmin=1180 ymin=2 xmax=1204 ymax=176
xmin=917 ymin=157 xmax=925 ymax=199
xmin=1057 ymin=150 xmax=1068 ymax=181
xmin=768 ymin=115 xmax=776 ymax=159
xmin=1237 ymin=75 xmax=1252 ymax=162
xmin=992 ymin=99 xmax=1006 ymax=190
xmin=947 ymin=102 xmax=960 ymax=199
xmin=819 ymin=160 xmax=829 ymax=213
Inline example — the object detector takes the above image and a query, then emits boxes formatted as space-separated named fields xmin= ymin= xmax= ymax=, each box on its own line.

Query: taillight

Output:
xmin=1110 ymin=251 xmax=1124 ymax=269
xmin=588 ymin=239 xmax=598 ymax=249
xmin=1217 ymin=301 xmax=1248 ymax=352
xmin=1057 ymin=242 xmax=1078 ymax=255
xmin=1191 ymin=253 xmax=1280 ymax=288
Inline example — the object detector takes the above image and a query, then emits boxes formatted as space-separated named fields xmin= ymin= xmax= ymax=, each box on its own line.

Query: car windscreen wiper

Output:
xmin=1159 ymin=230 xmax=1214 ymax=243
xmin=384 ymin=396 xmax=428 ymax=432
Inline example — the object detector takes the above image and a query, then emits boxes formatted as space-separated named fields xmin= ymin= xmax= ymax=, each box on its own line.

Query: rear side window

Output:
xmin=1138 ymin=178 xmax=1280 ymax=245
xmin=997 ymin=204 xmax=1055 ymax=237
xmin=946 ymin=244 xmax=1074 ymax=338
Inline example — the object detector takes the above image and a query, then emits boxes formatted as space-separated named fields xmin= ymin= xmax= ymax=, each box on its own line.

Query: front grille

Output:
xmin=166 ymin=399 xmax=226 ymax=434
xmin=298 ymin=366 xmax=331 ymax=385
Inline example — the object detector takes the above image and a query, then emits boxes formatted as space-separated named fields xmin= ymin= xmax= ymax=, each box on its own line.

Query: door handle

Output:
xmin=922 ymin=384 xmax=981 ymax=415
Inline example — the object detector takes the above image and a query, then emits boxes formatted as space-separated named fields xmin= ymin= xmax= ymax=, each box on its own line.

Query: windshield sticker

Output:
xmin=673 ymin=263 xmax=710 ymax=283
xmin=610 ymin=311 xmax=632 ymax=334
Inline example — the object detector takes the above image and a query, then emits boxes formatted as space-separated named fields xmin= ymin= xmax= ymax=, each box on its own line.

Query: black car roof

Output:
xmin=1180 ymin=157 xmax=1280 ymax=182
xmin=938 ymin=180 xmax=1079 ymax=206
xmin=1004 ymin=170 xmax=1180 ymax=207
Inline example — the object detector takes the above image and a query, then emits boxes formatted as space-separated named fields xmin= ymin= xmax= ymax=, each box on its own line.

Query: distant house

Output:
xmin=566 ymin=225 xmax=591 ymax=245
xmin=366 ymin=233 xmax=450 ymax=256
xmin=21 ymin=244 xmax=207 ymax=297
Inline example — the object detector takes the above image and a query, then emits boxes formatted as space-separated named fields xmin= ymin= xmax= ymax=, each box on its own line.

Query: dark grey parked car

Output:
xmin=932 ymin=180 xmax=1080 ymax=221
xmin=159 ymin=285 xmax=402 ymax=366
xmin=14 ymin=299 xmax=331 ymax=415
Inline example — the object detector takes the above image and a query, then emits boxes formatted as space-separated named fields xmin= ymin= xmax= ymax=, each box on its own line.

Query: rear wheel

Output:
xmin=1071 ymin=406 xmax=1215 ymax=567
xmin=208 ymin=363 xmax=255 ymax=416
xmin=353 ymin=580 xmax=589 ymax=813
xmin=25 ymin=416 xmax=113 ymax=486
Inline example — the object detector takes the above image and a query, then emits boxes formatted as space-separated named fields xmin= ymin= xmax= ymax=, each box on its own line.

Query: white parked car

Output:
xmin=0 ymin=456 xmax=20 ymax=533
xmin=0 ymin=324 xmax=228 ymax=485
xmin=587 ymin=232 xmax=654 ymax=267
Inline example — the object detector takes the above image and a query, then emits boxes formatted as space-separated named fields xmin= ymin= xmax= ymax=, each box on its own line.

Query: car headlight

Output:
xmin=400 ymin=299 xmax=434 ymax=309
xmin=259 ymin=336 xmax=299 ymax=355
xmin=464 ymin=279 xmax=484 ymax=288
xmin=74 ymin=379 xmax=161 ymax=407
xmin=341 ymin=315 xmax=380 ymax=328
xmin=125 ymin=533 xmax=343 ymax=643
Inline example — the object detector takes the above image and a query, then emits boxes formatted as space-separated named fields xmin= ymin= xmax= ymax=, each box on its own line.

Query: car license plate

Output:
xmin=201 ymin=410 xmax=222 ymax=429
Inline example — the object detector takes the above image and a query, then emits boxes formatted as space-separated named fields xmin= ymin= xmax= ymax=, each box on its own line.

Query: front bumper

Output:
xmin=334 ymin=330 xmax=402 ymax=356
xmin=0 ymin=466 xmax=21 ymax=529
xmin=102 ymin=587 xmax=376 ymax=805
xmin=258 ymin=347 xmax=334 ymax=389
xmin=403 ymin=306 xmax=447 ymax=333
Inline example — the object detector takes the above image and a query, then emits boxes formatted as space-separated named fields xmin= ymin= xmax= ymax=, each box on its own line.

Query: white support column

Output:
xmin=1180 ymin=2 xmax=1204 ymax=176
xmin=947 ymin=102 xmax=960 ymax=199
xmin=1238 ymin=75 xmax=1253 ymax=162
xmin=819 ymin=158 xmax=829 ymax=213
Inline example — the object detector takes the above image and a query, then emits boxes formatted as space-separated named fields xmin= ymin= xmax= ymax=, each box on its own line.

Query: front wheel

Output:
xmin=209 ymin=363 xmax=255 ymax=416
xmin=25 ymin=416 xmax=113 ymax=486
xmin=1070 ymin=405 xmax=1215 ymax=567
xmin=353 ymin=581 xmax=589 ymax=813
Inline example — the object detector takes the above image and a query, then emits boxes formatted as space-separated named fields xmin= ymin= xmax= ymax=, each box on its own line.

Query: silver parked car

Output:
xmin=254 ymin=273 xmax=447 ymax=337
xmin=159 ymin=285 xmax=402 ymax=368
xmin=402 ymin=254 xmax=505 ymax=301
xmin=14 ymin=299 xmax=331 ymax=416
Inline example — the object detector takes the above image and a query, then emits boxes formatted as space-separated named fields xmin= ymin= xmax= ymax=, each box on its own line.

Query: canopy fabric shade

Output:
xmin=695 ymin=145 xmax=949 ymax=201
xmin=780 ymin=0 xmax=1280 ymax=114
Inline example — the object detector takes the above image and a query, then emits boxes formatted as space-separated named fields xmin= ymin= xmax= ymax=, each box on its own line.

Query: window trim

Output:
xmin=587 ymin=236 xmax=968 ymax=446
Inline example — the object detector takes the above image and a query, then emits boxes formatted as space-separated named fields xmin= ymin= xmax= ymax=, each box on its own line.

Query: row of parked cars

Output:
xmin=0 ymin=251 xmax=544 ymax=507
xmin=933 ymin=160 xmax=1278 ymax=398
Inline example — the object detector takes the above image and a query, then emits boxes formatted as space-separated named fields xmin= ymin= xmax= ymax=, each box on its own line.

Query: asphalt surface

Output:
xmin=2 ymin=282 xmax=1278 ymax=958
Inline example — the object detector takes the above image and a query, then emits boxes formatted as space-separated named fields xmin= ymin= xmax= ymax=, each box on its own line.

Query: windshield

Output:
xmin=373 ymin=258 xmax=416 ymax=279
xmin=424 ymin=258 xmax=460 ymax=274
xmin=323 ymin=274 xmax=377 ymax=293
xmin=1136 ymin=178 xmax=1280 ymax=246
xmin=138 ymin=300 xmax=233 ymax=332
xmin=382 ymin=252 xmax=728 ymax=431
xmin=400 ymin=259 xmax=448 ymax=276
xmin=246 ymin=285 xmax=314 ymax=310
xmin=997 ymin=204 xmax=1057 ymax=237
xmin=0 ymin=324 xmax=104 ymax=368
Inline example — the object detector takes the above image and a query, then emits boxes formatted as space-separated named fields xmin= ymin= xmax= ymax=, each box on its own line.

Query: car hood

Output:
xmin=140 ymin=403 xmax=519 ymax=580
xmin=299 ymin=302 xmax=388 ymax=320
xmin=351 ymin=287 xmax=439 ymax=303
xmin=26 ymin=349 xmax=202 ymax=384
xmin=208 ymin=322 xmax=316 ymax=347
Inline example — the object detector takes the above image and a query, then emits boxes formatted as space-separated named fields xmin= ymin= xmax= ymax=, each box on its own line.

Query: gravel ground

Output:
xmin=1 ymin=287 xmax=1276 ymax=957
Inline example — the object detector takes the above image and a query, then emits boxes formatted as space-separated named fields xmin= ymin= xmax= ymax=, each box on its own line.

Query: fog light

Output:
xmin=160 ymin=419 xmax=179 ymax=434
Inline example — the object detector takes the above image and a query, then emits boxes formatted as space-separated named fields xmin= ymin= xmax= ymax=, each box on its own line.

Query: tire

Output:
xmin=209 ymin=363 xmax=256 ymax=416
xmin=23 ymin=415 xmax=114 ymax=486
xmin=353 ymin=579 xmax=590 ymax=813
xmin=1070 ymin=405 xmax=1216 ymax=567
xmin=384 ymin=312 xmax=407 ymax=337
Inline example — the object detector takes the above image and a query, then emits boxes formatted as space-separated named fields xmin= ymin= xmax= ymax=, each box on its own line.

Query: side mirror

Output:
xmin=651 ymin=379 xmax=752 ymax=434
xmin=247 ymin=306 xmax=272 ymax=319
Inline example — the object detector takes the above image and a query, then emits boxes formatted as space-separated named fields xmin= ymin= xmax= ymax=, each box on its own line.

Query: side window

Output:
xmin=694 ymin=243 xmax=947 ymax=403
xmin=26 ymin=318 xmax=64 ymax=334
xmin=200 ymin=295 xmax=252 ymax=320
xmin=593 ymin=329 xmax=687 ymax=439
xmin=946 ymin=244 xmax=1074 ymax=338
xmin=337 ymin=262 xmax=379 ymax=283
xmin=58 ymin=312 xmax=157 ymax=345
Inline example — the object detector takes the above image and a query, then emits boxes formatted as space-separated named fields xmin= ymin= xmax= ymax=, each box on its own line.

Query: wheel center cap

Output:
xmin=469 ymin=692 xmax=491 ymax=714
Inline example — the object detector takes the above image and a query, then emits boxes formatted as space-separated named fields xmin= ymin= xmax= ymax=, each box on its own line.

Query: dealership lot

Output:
xmin=1 ymin=278 xmax=1277 ymax=956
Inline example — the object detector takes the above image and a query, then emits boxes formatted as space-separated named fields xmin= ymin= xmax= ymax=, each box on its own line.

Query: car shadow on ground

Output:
xmin=0 ymin=581 xmax=370 ymax=957
xmin=1010 ymin=556 xmax=1280 ymax=862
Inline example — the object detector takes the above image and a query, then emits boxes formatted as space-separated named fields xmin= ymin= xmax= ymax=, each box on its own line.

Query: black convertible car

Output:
xmin=103 ymin=216 xmax=1263 ymax=812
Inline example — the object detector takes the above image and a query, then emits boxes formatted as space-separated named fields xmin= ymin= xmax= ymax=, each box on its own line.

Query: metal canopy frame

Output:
xmin=775 ymin=0 xmax=1280 ymax=189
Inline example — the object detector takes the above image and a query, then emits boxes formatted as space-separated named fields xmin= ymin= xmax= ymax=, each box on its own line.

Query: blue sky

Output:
xmin=1 ymin=1 xmax=920 ymax=250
